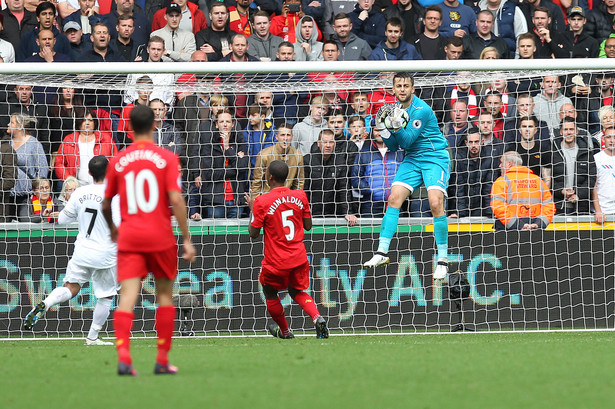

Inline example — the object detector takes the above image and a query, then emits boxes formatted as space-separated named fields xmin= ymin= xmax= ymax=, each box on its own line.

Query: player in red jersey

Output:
xmin=246 ymin=160 xmax=329 ymax=339
xmin=102 ymin=105 xmax=196 ymax=376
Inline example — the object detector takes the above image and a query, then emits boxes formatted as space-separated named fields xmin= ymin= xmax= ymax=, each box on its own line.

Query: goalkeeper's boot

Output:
xmin=117 ymin=362 xmax=138 ymax=376
xmin=268 ymin=323 xmax=295 ymax=339
xmin=315 ymin=316 xmax=329 ymax=339
xmin=24 ymin=301 xmax=46 ymax=330
xmin=85 ymin=338 xmax=114 ymax=346
xmin=364 ymin=252 xmax=390 ymax=268
xmin=154 ymin=363 xmax=178 ymax=375
xmin=434 ymin=259 xmax=448 ymax=280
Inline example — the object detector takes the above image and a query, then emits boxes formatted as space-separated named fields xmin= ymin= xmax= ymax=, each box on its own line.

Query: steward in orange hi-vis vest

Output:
xmin=490 ymin=165 xmax=555 ymax=230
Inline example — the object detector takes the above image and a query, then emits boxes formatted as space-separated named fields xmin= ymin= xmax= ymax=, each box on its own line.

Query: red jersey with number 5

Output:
xmin=104 ymin=140 xmax=181 ymax=252
xmin=251 ymin=187 xmax=311 ymax=270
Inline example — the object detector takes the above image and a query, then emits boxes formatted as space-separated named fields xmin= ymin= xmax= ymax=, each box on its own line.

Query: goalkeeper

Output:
xmin=364 ymin=72 xmax=450 ymax=280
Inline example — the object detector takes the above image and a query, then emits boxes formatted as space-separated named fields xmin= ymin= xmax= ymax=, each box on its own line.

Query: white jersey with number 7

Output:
xmin=59 ymin=183 xmax=120 ymax=268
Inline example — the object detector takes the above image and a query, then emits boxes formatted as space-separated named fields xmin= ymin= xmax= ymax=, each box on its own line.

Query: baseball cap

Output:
xmin=568 ymin=6 xmax=585 ymax=18
xmin=166 ymin=3 xmax=181 ymax=14
xmin=63 ymin=21 xmax=81 ymax=32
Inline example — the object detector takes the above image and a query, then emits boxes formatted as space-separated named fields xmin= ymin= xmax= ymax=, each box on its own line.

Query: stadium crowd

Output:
xmin=1 ymin=0 xmax=615 ymax=228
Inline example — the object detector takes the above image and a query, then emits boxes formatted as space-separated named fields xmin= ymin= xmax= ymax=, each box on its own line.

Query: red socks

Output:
xmin=115 ymin=307 xmax=175 ymax=367
xmin=114 ymin=310 xmax=134 ymax=365
xmin=155 ymin=305 xmax=175 ymax=366
xmin=293 ymin=291 xmax=321 ymax=322
xmin=266 ymin=298 xmax=289 ymax=334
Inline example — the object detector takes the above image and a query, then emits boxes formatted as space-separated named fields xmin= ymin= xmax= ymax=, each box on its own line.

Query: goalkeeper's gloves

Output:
xmin=375 ymin=104 xmax=395 ymax=130
xmin=388 ymin=107 xmax=406 ymax=130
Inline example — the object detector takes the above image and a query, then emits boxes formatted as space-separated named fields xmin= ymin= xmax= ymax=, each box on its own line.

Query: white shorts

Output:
xmin=63 ymin=259 xmax=119 ymax=299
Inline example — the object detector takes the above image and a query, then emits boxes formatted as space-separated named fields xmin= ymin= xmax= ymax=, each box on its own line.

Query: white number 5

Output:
xmin=281 ymin=209 xmax=295 ymax=241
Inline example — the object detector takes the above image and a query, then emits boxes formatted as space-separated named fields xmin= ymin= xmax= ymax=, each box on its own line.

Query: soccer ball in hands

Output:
xmin=375 ymin=104 xmax=409 ymax=132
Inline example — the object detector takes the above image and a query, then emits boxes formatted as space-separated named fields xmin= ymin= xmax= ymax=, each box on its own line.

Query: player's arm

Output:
xmin=392 ymin=105 xmax=438 ymax=147
xmin=380 ymin=130 xmax=399 ymax=152
xmin=303 ymin=191 xmax=313 ymax=231
xmin=303 ymin=217 xmax=312 ymax=231
xmin=57 ymin=210 xmax=76 ymax=225
xmin=101 ymin=197 xmax=118 ymax=242
xmin=103 ymin=161 xmax=119 ymax=240
xmin=57 ymin=194 xmax=78 ymax=225
xmin=391 ymin=115 xmax=421 ymax=147
xmin=392 ymin=126 xmax=419 ymax=145
xmin=169 ymin=190 xmax=197 ymax=262
xmin=245 ymin=191 xmax=262 ymax=238
xmin=248 ymin=224 xmax=261 ymax=238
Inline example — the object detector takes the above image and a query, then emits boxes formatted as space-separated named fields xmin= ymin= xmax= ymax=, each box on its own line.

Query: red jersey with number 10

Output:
xmin=251 ymin=187 xmax=311 ymax=270
xmin=105 ymin=140 xmax=181 ymax=252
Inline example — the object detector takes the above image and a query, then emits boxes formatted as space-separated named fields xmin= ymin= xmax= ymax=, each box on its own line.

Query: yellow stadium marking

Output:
xmin=424 ymin=223 xmax=615 ymax=232
xmin=546 ymin=222 xmax=615 ymax=231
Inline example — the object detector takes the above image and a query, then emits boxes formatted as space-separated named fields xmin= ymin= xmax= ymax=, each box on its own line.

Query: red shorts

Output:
xmin=117 ymin=247 xmax=178 ymax=282
xmin=259 ymin=261 xmax=310 ymax=291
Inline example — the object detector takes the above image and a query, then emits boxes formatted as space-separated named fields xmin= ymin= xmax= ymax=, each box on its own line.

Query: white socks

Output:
xmin=42 ymin=287 xmax=73 ymax=311
xmin=87 ymin=298 xmax=112 ymax=340
xmin=41 ymin=288 xmax=113 ymax=341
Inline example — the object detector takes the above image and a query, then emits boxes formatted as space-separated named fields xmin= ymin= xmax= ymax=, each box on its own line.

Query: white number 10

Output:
xmin=125 ymin=169 xmax=159 ymax=214
xmin=281 ymin=209 xmax=295 ymax=241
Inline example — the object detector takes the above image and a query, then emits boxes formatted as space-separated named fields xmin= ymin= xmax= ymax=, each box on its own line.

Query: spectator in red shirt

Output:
xmin=151 ymin=0 xmax=207 ymax=35
xmin=482 ymin=91 xmax=505 ymax=140
xmin=54 ymin=109 xmax=117 ymax=184
xmin=228 ymin=0 xmax=256 ymax=36
xmin=270 ymin=0 xmax=321 ymax=43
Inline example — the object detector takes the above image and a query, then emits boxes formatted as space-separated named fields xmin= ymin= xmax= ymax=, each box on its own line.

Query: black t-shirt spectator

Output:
xmin=508 ymin=139 xmax=552 ymax=178
xmin=410 ymin=33 xmax=446 ymax=60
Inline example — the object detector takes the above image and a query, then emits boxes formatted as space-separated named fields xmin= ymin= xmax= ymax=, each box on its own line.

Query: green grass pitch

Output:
xmin=2 ymin=332 xmax=614 ymax=409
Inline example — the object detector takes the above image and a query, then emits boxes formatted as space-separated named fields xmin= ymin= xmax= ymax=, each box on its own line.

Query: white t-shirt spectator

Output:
xmin=124 ymin=73 xmax=176 ymax=108
xmin=77 ymin=139 xmax=95 ymax=185
xmin=0 ymin=38 xmax=15 ymax=63
xmin=594 ymin=150 xmax=615 ymax=214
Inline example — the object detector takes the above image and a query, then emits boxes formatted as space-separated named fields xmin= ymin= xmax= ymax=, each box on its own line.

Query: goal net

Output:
xmin=0 ymin=60 xmax=613 ymax=338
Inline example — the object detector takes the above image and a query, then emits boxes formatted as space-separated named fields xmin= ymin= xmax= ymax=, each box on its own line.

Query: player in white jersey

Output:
xmin=24 ymin=156 xmax=120 ymax=345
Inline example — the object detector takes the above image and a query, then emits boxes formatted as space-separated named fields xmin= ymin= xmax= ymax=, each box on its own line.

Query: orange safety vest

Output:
xmin=490 ymin=165 xmax=555 ymax=228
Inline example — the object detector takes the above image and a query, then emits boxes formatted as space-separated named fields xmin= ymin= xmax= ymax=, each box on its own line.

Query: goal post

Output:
xmin=0 ymin=60 xmax=614 ymax=338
